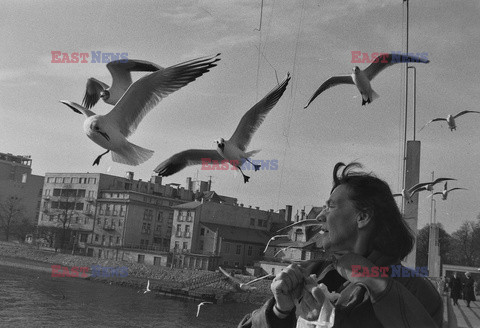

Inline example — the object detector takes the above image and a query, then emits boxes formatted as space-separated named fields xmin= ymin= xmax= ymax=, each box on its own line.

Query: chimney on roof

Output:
xmin=301 ymin=208 xmax=305 ymax=221
xmin=150 ymin=175 xmax=162 ymax=185
xmin=294 ymin=210 xmax=299 ymax=222
xmin=126 ymin=171 xmax=134 ymax=180
xmin=255 ymin=206 xmax=259 ymax=210
xmin=240 ymin=203 xmax=244 ymax=207
xmin=285 ymin=205 xmax=293 ymax=223
xmin=186 ymin=177 xmax=192 ymax=191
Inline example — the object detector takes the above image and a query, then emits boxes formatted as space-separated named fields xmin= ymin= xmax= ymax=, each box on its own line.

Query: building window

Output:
xmin=116 ymin=237 xmax=120 ymax=244
xmin=101 ymin=235 xmax=105 ymax=245
xmin=75 ymin=216 xmax=79 ymax=223
xmin=88 ymin=178 xmax=97 ymax=184
xmin=247 ymin=245 xmax=253 ymax=256
xmin=200 ymin=228 xmax=205 ymax=236
xmin=250 ymin=218 xmax=255 ymax=226
xmin=224 ymin=242 xmax=230 ymax=253
xmin=176 ymin=224 xmax=182 ymax=237
xmin=75 ymin=203 xmax=84 ymax=211
xmin=199 ymin=240 xmax=204 ymax=251
xmin=154 ymin=257 xmax=162 ymax=266
xmin=182 ymin=242 xmax=188 ymax=250
xmin=47 ymin=177 xmax=54 ymax=183
xmin=174 ymin=241 xmax=179 ymax=249
xmin=97 ymin=218 xmax=101 ymax=225
xmin=109 ymin=236 xmax=113 ymax=245
xmin=236 ymin=245 xmax=242 ymax=255
xmin=95 ymin=234 xmax=99 ymax=242
xmin=157 ymin=212 xmax=163 ymax=222
xmin=138 ymin=255 xmax=145 ymax=263
xmin=184 ymin=225 xmax=190 ymax=237
xmin=105 ymin=204 xmax=110 ymax=215
xmin=120 ymin=205 xmax=126 ymax=217
xmin=257 ymin=219 xmax=263 ymax=227
xmin=55 ymin=177 xmax=62 ymax=183
xmin=71 ymin=177 xmax=79 ymax=183
xmin=80 ymin=234 xmax=87 ymax=242
xmin=53 ymin=188 xmax=61 ymax=196
xmin=118 ymin=220 xmax=122 ymax=227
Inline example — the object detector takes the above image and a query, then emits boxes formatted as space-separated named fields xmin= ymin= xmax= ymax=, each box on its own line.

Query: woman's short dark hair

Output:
xmin=332 ymin=162 xmax=414 ymax=260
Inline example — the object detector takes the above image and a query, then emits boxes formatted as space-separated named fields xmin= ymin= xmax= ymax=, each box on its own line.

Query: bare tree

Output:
xmin=450 ymin=220 xmax=480 ymax=267
xmin=415 ymin=223 xmax=453 ymax=268
xmin=0 ymin=196 xmax=25 ymax=241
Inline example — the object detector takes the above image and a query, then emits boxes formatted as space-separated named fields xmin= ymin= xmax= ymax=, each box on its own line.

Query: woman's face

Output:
xmin=320 ymin=184 xmax=361 ymax=253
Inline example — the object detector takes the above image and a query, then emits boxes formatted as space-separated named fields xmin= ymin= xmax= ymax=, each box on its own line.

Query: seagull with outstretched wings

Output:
xmin=304 ymin=53 xmax=429 ymax=107
xmin=420 ymin=110 xmax=480 ymax=131
xmin=154 ymin=73 xmax=291 ymax=183
xmin=83 ymin=59 xmax=162 ymax=109
xmin=60 ymin=54 xmax=220 ymax=166
xmin=433 ymin=181 xmax=467 ymax=200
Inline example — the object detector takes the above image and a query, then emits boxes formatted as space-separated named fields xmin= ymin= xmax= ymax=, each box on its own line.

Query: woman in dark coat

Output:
xmin=450 ymin=272 xmax=462 ymax=306
xmin=463 ymin=272 xmax=476 ymax=307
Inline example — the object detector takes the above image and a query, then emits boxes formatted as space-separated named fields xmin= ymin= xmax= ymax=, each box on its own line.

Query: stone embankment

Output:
xmin=0 ymin=241 xmax=271 ymax=305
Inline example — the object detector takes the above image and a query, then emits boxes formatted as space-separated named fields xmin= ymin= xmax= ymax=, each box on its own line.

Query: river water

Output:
xmin=0 ymin=264 xmax=259 ymax=327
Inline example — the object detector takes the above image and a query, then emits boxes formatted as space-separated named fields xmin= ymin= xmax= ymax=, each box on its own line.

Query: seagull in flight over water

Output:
xmin=304 ymin=53 xmax=429 ymax=107
xmin=60 ymin=54 xmax=220 ymax=166
xmin=420 ymin=110 xmax=480 ymax=131
xmin=196 ymin=301 xmax=213 ymax=317
xmin=218 ymin=267 xmax=273 ymax=292
xmin=144 ymin=280 xmax=151 ymax=294
xmin=82 ymin=59 xmax=162 ymax=109
xmin=154 ymin=73 xmax=291 ymax=183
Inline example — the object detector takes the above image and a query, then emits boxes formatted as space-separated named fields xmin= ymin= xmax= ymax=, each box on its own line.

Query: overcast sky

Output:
xmin=2 ymin=0 xmax=479 ymax=234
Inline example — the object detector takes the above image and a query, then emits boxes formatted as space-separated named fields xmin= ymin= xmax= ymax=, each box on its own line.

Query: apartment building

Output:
xmin=38 ymin=172 xmax=209 ymax=258
xmin=170 ymin=193 xmax=292 ymax=270
xmin=0 ymin=152 xmax=44 ymax=240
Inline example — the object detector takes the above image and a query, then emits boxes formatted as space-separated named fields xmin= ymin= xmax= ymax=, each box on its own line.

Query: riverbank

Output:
xmin=0 ymin=241 xmax=271 ymax=305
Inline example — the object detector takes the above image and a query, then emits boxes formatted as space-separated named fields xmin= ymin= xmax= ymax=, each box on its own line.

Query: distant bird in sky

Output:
xmin=420 ymin=110 xmax=480 ymax=131
xmin=218 ymin=267 xmax=273 ymax=292
xmin=144 ymin=280 xmax=151 ymax=294
xmin=304 ymin=53 xmax=429 ymax=107
xmin=82 ymin=59 xmax=162 ymax=109
xmin=154 ymin=73 xmax=291 ymax=183
xmin=393 ymin=178 xmax=454 ymax=203
xmin=196 ymin=301 xmax=213 ymax=317
xmin=411 ymin=177 xmax=456 ymax=192
xmin=263 ymin=234 xmax=289 ymax=253
xmin=393 ymin=184 xmax=429 ymax=203
xmin=433 ymin=181 xmax=467 ymax=200
xmin=60 ymin=54 xmax=220 ymax=166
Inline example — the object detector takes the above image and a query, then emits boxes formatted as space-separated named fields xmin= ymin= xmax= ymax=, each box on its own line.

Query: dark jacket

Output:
xmin=450 ymin=276 xmax=462 ymax=300
xmin=463 ymin=277 xmax=476 ymax=302
xmin=238 ymin=251 xmax=443 ymax=328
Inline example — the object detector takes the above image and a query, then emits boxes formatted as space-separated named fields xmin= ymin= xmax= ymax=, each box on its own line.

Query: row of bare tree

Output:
xmin=416 ymin=217 xmax=480 ymax=268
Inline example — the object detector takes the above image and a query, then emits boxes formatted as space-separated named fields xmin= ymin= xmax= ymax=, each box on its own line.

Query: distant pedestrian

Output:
xmin=450 ymin=272 xmax=462 ymax=306
xmin=463 ymin=272 xmax=476 ymax=307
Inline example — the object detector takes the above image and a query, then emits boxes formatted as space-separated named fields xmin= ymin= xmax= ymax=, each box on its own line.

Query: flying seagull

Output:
xmin=60 ymin=54 xmax=220 ymax=166
xmin=144 ymin=280 xmax=151 ymax=294
xmin=433 ymin=181 xmax=467 ymax=200
xmin=82 ymin=59 xmax=162 ymax=109
xmin=263 ymin=234 xmax=289 ymax=253
xmin=420 ymin=110 xmax=480 ymax=131
xmin=218 ymin=267 xmax=273 ymax=292
xmin=392 ymin=178 xmax=454 ymax=203
xmin=274 ymin=246 xmax=293 ymax=257
xmin=196 ymin=301 xmax=213 ymax=317
xmin=304 ymin=53 xmax=429 ymax=107
xmin=154 ymin=73 xmax=291 ymax=183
